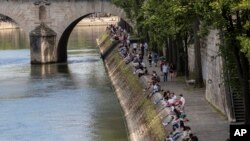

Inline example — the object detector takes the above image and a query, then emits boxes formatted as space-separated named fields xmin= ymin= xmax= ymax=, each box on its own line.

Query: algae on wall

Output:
xmin=99 ymin=37 xmax=166 ymax=141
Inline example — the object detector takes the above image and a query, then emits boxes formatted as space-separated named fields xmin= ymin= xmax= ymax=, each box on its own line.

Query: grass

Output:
xmin=99 ymin=32 xmax=109 ymax=43
xmin=143 ymin=99 xmax=166 ymax=140
xmin=110 ymin=49 xmax=166 ymax=141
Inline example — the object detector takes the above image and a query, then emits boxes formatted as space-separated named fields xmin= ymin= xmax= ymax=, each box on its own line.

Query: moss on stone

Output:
xmin=109 ymin=46 xmax=166 ymax=141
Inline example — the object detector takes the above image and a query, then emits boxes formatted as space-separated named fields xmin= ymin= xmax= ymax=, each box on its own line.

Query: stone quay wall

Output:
xmin=97 ymin=34 xmax=166 ymax=141
xmin=188 ymin=29 xmax=234 ymax=121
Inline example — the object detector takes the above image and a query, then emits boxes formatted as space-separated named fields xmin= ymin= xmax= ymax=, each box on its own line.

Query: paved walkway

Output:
xmin=111 ymin=25 xmax=229 ymax=140
xmin=142 ymin=58 xmax=230 ymax=141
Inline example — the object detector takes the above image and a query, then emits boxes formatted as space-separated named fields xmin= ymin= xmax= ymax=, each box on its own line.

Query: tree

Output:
xmin=209 ymin=0 xmax=250 ymax=124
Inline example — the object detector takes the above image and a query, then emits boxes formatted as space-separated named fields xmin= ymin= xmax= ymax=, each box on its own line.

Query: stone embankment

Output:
xmin=97 ymin=31 xmax=230 ymax=141
xmin=97 ymin=34 xmax=166 ymax=141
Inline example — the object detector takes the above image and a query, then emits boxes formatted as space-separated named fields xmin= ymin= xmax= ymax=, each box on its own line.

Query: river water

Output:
xmin=0 ymin=26 xmax=128 ymax=141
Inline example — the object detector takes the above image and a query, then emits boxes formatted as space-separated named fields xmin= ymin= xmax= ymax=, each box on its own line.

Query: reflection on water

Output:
xmin=30 ymin=64 xmax=70 ymax=77
xmin=0 ymin=26 xmax=128 ymax=141
xmin=68 ymin=26 xmax=106 ymax=49
xmin=0 ymin=28 xmax=28 ymax=50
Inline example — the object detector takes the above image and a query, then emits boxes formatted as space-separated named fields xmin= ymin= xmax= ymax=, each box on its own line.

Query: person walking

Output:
xmin=140 ymin=43 xmax=145 ymax=57
xmin=153 ymin=52 xmax=158 ymax=67
xmin=144 ymin=42 xmax=148 ymax=55
xmin=169 ymin=63 xmax=175 ymax=81
xmin=162 ymin=62 xmax=168 ymax=82
xmin=148 ymin=52 xmax=152 ymax=67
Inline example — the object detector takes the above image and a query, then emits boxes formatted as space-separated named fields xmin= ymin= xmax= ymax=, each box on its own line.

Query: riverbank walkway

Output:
xmin=142 ymin=61 xmax=229 ymax=141
xmin=106 ymin=24 xmax=229 ymax=141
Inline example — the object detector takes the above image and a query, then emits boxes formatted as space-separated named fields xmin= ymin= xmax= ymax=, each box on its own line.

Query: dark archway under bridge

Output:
xmin=0 ymin=0 xmax=132 ymax=64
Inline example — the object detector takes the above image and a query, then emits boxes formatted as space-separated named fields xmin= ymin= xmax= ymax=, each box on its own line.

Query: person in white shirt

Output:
xmin=172 ymin=93 xmax=177 ymax=100
xmin=167 ymin=93 xmax=177 ymax=106
xmin=182 ymin=126 xmax=192 ymax=140
xmin=162 ymin=63 xmax=168 ymax=82
xmin=144 ymin=42 xmax=148 ymax=55
xmin=179 ymin=94 xmax=185 ymax=112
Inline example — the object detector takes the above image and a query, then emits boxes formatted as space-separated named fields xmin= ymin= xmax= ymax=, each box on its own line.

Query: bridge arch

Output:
xmin=0 ymin=1 xmax=37 ymax=37
xmin=55 ymin=1 xmax=132 ymax=63
xmin=0 ymin=13 xmax=28 ymax=37
xmin=57 ymin=13 xmax=92 ymax=63
xmin=0 ymin=0 xmax=131 ymax=64
xmin=57 ymin=13 xmax=131 ymax=62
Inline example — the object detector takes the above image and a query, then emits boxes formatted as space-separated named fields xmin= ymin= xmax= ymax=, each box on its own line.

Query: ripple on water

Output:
xmin=0 ymin=26 xmax=128 ymax=141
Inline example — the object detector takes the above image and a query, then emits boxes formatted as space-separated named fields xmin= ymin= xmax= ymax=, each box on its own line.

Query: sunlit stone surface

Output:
xmin=30 ymin=23 xmax=57 ymax=64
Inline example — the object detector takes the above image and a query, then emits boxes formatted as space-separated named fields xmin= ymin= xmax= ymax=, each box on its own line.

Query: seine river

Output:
xmin=0 ymin=25 xmax=128 ymax=141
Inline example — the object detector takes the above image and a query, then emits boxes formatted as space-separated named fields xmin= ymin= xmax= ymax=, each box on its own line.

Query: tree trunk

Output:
xmin=184 ymin=35 xmax=189 ymax=79
xmin=226 ymin=12 xmax=250 ymax=124
xmin=146 ymin=31 xmax=150 ymax=43
xmin=231 ymin=38 xmax=250 ymax=124
xmin=193 ymin=17 xmax=204 ymax=87
xmin=176 ymin=36 xmax=185 ymax=76
xmin=172 ymin=39 xmax=177 ymax=66
xmin=244 ymin=28 xmax=250 ymax=124
xmin=162 ymin=42 xmax=167 ymax=57
xmin=235 ymin=11 xmax=250 ymax=124
xmin=240 ymin=52 xmax=250 ymax=124
xmin=168 ymin=37 xmax=173 ymax=63
xmin=176 ymin=39 xmax=180 ymax=75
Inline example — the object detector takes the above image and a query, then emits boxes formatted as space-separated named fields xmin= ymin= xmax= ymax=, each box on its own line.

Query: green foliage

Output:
xmin=237 ymin=36 xmax=250 ymax=59
xmin=112 ymin=0 xmax=249 ymax=54
xmin=112 ymin=0 xmax=145 ymax=24
xmin=111 ymin=0 xmax=250 ymax=123
xmin=232 ymin=0 xmax=250 ymax=10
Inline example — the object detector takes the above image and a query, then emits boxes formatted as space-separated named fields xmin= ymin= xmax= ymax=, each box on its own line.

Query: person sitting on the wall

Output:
xmin=136 ymin=67 xmax=148 ymax=78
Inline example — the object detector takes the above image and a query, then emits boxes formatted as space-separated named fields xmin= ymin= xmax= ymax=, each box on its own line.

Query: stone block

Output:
xmin=30 ymin=23 xmax=57 ymax=64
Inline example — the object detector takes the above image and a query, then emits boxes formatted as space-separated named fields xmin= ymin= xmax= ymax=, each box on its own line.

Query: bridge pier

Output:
xmin=30 ymin=23 xmax=57 ymax=64
xmin=1 ymin=0 xmax=131 ymax=64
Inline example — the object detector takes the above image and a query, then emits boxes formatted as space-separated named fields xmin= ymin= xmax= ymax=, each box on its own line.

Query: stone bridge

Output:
xmin=0 ymin=0 xmax=129 ymax=63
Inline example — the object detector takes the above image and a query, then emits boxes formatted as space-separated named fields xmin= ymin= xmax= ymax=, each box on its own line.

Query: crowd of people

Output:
xmin=146 ymin=70 xmax=198 ymax=141
xmin=106 ymin=24 xmax=198 ymax=141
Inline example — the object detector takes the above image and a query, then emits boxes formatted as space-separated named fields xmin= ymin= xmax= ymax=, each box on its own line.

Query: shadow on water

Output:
xmin=30 ymin=63 xmax=71 ymax=77
xmin=0 ymin=25 xmax=129 ymax=141
xmin=29 ymin=63 xmax=80 ymax=93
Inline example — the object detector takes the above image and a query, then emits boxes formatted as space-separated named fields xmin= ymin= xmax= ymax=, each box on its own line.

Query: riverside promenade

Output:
xmin=139 ymin=58 xmax=230 ymax=141
xmin=105 ymin=24 xmax=229 ymax=140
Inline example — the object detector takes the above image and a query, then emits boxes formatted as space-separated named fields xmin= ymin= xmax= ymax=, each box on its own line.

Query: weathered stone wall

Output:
xmin=98 ymin=35 xmax=166 ymax=141
xmin=0 ymin=0 xmax=130 ymax=42
xmin=188 ymin=29 xmax=233 ymax=121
